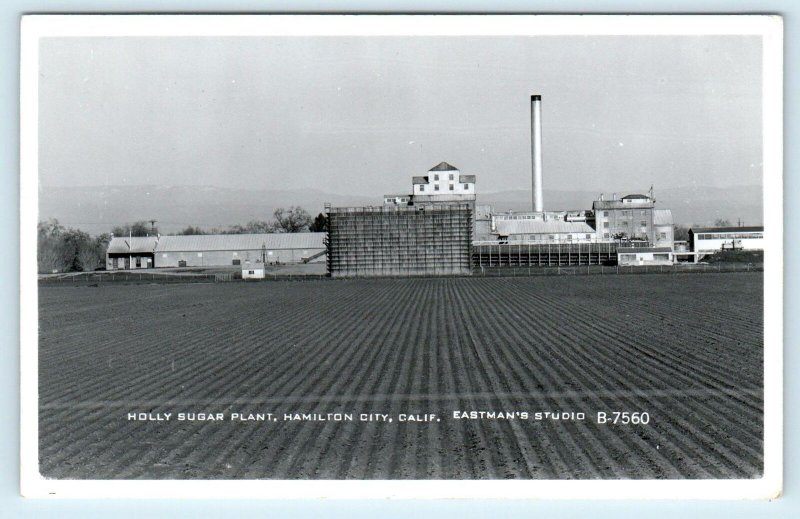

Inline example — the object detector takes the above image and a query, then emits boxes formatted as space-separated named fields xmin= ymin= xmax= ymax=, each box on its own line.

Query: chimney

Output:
xmin=531 ymin=94 xmax=543 ymax=212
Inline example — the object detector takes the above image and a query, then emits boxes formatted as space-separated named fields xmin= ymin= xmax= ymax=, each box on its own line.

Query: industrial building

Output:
xmin=689 ymin=226 xmax=764 ymax=253
xmin=493 ymin=219 xmax=597 ymax=244
xmin=106 ymin=233 xmax=326 ymax=269
xmin=591 ymin=191 xmax=674 ymax=247
xmin=326 ymin=204 xmax=473 ymax=278
xmin=106 ymin=236 xmax=158 ymax=270
xmin=326 ymin=93 xmax=689 ymax=276
xmin=473 ymin=242 xmax=618 ymax=267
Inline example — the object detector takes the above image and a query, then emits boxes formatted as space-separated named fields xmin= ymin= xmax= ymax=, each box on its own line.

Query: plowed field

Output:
xmin=38 ymin=273 xmax=763 ymax=479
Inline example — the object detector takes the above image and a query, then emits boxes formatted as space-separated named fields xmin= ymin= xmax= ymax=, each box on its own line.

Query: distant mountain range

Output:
xmin=39 ymin=184 xmax=763 ymax=236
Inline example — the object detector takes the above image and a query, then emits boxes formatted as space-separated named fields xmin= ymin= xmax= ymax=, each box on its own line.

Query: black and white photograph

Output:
xmin=19 ymin=15 xmax=783 ymax=499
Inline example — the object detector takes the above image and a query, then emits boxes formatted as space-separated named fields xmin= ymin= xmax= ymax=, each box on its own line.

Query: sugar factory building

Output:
xmin=325 ymin=94 xmax=747 ymax=277
xmin=105 ymin=94 xmax=763 ymax=277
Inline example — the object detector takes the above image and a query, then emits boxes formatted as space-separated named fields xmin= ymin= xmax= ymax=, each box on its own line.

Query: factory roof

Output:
xmin=154 ymin=233 xmax=325 ymax=253
xmin=495 ymin=220 xmax=595 ymax=236
xmin=107 ymin=236 xmax=158 ymax=254
xmin=690 ymin=226 xmax=764 ymax=234
xmin=622 ymin=194 xmax=650 ymax=200
xmin=593 ymin=198 xmax=655 ymax=209
xmin=429 ymin=161 xmax=459 ymax=172
xmin=653 ymin=209 xmax=674 ymax=226
xmin=618 ymin=246 xmax=672 ymax=253
xmin=459 ymin=174 xmax=476 ymax=183
xmin=412 ymin=176 xmax=428 ymax=185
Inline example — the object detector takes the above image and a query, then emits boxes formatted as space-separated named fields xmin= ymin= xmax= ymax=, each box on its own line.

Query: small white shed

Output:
xmin=241 ymin=263 xmax=266 ymax=279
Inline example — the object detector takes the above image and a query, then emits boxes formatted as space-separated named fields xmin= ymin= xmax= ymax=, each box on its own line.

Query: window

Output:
xmin=434 ymin=184 xmax=440 ymax=191
xmin=449 ymin=184 xmax=454 ymax=191
xmin=658 ymin=232 xmax=667 ymax=240
xmin=603 ymin=211 xmax=609 ymax=217
xmin=449 ymin=174 xmax=454 ymax=180
xmin=135 ymin=257 xmax=141 ymax=268
xmin=434 ymin=174 xmax=439 ymax=181
xmin=232 ymin=259 xmax=241 ymax=266
xmin=603 ymin=222 xmax=609 ymax=228
xmin=463 ymin=184 xmax=469 ymax=190
xmin=548 ymin=235 xmax=555 ymax=240
xmin=622 ymin=210 xmax=629 ymax=216
xmin=654 ymin=254 xmax=670 ymax=261
xmin=640 ymin=220 xmax=647 ymax=226
xmin=604 ymin=233 xmax=610 ymax=238
xmin=585 ymin=234 xmax=592 ymax=239
xmin=420 ymin=185 xmax=425 ymax=192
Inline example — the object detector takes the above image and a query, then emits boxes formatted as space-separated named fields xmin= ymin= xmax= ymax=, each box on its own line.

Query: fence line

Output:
xmin=475 ymin=263 xmax=762 ymax=278
xmin=38 ymin=262 xmax=762 ymax=285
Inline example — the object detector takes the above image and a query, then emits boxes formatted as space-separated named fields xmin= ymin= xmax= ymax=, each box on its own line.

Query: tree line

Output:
xmin=175 ymin=207 xmax=327 ymax=235
xmin=38 ymin=219 xmax=111 ymax=274
xmin=673 ymin=219 xmax=733 ymax=243
xmin=38 ymin=207 xmax=328 ymax=274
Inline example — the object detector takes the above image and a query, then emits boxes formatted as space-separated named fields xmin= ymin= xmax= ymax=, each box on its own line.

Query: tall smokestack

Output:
xmin=531 ymin=94 xmax=543 ymax=212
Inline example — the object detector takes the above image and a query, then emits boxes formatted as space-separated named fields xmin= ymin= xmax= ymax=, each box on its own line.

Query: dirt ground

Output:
xmin=38 ymin=273 xmax=764 ymax=479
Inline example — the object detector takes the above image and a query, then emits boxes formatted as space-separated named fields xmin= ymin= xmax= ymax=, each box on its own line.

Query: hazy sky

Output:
xmin=39 ymin=35 xmax=762 ymax=196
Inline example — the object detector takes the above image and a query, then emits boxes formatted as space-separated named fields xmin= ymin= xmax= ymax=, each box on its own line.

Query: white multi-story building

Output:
xmin=411 ymin=162 xmax=475 ymax=197
xmin=384 ymin=162 xmax=476 ymax=206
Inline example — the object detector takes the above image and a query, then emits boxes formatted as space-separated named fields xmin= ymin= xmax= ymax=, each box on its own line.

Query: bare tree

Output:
xmin=272 ymin=207 xmax=312 ymax=233
xmin=673 ymin=225 xmax=690 ymax=242
xmin=714 ymin=218 xmax=732 ymax=228
xmin=111 ymin=221 xmax=159 ymax=237
xmin=37 ymin=219 xmax=67 ymax=273
xmin=77 ymin=241 xmax=101 ymax=271
xmin=178 ymin=225 xmax=207 ymax=235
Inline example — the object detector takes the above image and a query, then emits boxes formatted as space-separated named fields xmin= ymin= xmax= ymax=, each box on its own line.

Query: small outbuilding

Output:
xmin=106 ymin=236 xmax=158 ymax=270
xmin=241 ymin=262 xmax=266 ymax=279
xmin=617 ymin=246 xmax=674 ymax=266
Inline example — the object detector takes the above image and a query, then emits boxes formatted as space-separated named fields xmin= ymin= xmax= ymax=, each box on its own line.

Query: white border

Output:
xmin=19 ymin=14 xmax=784 ymax=500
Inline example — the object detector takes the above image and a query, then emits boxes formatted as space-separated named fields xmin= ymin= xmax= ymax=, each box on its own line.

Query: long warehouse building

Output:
xmin=106 ymin=233 xmax=326 ymax=269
